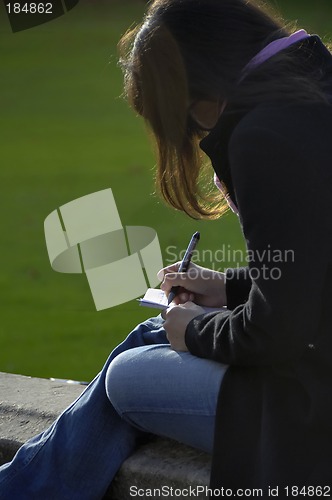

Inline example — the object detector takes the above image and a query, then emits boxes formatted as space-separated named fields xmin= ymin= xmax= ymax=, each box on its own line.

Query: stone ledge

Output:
xmin=0 ymin=372 xmax=211 ymax=499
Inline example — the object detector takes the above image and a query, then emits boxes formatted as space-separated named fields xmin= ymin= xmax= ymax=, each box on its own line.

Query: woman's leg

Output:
xmin=0 ymin=316 xmax=168 ymax=500
xmin=106 ymin=344 xmax=228 ymax=454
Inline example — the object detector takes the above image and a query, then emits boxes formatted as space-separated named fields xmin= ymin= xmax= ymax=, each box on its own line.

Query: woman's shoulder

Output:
xmin=231 ymin=99 xmax=332 ymax=146
xmin=228 ymin=99 xmax=332 ymax=193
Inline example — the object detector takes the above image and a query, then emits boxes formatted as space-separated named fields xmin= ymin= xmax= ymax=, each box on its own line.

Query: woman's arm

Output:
xmin=185 ymin=119 xmax=331 ymax=366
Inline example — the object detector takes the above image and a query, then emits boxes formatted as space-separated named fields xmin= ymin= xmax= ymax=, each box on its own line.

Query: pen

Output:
xmin=167 ymin=231 xmax=200 ymax=304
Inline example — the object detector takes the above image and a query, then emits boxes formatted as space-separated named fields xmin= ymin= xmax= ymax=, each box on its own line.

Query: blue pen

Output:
xmin=167 ymin=231 xmax=200 ymax=305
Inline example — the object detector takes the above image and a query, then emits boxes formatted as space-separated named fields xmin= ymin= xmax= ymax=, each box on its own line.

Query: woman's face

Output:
xmin=189 ymin=100 xmax=226 ymax=130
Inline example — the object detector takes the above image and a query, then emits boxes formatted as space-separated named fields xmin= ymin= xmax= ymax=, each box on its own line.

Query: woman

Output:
xmin=1 ymin=0 xmax=332 ymax=497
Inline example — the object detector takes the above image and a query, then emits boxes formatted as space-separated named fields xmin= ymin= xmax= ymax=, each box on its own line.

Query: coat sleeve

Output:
xmin=225 ymin=267 xmax=252 ymax=310
xmin=185 ymin=124 xmax=330 ymax=365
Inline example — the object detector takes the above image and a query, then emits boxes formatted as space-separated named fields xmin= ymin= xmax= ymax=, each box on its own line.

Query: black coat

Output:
xmin=185 ymin=37 xmax=332 ymax=497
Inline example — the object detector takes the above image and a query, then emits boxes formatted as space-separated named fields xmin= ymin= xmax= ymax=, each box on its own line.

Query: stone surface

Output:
xmin=106 ymin=437 xmax=211 ymax=500
xmin=0 ymin=372 xmax=211 ymax=499
xmin=0 ymin=371 xmax=84 ymax=464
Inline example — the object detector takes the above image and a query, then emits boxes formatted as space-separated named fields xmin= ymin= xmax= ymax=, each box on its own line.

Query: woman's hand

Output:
xmin=163 ymin=302 xmax=205 ymax=351
xmin=158 ymin=262 xmax=227 ymax=308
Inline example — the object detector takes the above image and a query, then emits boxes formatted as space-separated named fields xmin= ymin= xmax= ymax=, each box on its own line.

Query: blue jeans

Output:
xmin=0 ymin=316 xmax=228 ymax=499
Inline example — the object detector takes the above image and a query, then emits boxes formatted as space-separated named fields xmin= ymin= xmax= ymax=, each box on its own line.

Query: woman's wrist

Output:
xmin=209 ymin=270 xmax=227 ymax=307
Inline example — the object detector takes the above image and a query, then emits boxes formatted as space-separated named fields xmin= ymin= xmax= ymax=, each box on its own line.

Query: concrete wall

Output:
xmin=0 ymin=372 xmax=211 ymax=499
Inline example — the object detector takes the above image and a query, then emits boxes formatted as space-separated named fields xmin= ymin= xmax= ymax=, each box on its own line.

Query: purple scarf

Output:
xmin=240 ymin=29 xmax=310 ymax=81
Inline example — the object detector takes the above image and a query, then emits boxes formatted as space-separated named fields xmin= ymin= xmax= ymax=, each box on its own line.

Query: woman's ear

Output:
xmin=190 ymin=100 xmax=225 ymax=130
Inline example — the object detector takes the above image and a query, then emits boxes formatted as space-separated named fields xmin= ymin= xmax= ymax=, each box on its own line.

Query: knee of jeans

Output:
xmin=105 ymin=351 xmax=133 ymax=416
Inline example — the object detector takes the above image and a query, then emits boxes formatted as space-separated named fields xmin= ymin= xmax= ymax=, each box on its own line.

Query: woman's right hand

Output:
xmin=157 ymin=262 xmax=227 ymax=308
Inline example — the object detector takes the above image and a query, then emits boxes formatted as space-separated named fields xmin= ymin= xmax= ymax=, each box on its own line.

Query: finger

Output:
xmin=157 ymin=261 xmax=199 ymax=281
xmin=173 ymin=292 xmax=195 ymax=304
xmin=162 ymin=303 xmax=177 ymax=318
xmin=157 ymin=262 xmax=182 ymax=281
xmin=160 ymin=270 xmax=200 ymax=293
xmin=167 ymin=286 xmax=191 ymax=299
xmin=178 ymin=301 xmax=204 ymax=314
xmin=181 ymin=301 xmax=196 ymax=308
xmin=160 ymin=273 xmax=180 ymax=292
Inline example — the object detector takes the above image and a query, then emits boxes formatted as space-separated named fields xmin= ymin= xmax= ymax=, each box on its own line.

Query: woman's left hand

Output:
xmin=163 ymin=302 xmax=205 ymax=351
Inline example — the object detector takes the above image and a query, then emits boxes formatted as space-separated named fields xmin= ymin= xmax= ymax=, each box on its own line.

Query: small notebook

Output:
xmin=138 ymin=288 xmax=169 ymax=310
xmin=138 ymin=288 xmax=227 ymax=313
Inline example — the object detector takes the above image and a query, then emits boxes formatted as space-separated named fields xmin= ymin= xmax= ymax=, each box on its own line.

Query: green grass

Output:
xmin=0 ymin=0 xmax=331 ymax=381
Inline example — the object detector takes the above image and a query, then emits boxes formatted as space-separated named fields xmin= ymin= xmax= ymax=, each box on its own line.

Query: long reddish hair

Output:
xmin=119 ymin=0 xmax=330 ymax=219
